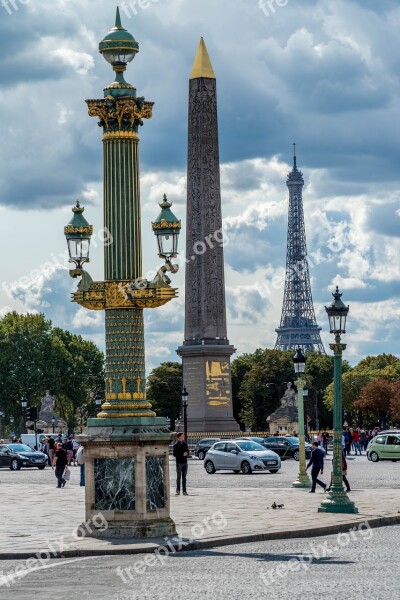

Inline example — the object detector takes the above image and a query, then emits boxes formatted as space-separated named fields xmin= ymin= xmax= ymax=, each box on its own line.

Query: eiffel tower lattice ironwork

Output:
xmin=275 ymin=145 xmax=325 ymax=353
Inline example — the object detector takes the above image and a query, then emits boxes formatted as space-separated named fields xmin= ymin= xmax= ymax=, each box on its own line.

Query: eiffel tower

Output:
xmin=275 ymin=145 xmax=325 ymax=353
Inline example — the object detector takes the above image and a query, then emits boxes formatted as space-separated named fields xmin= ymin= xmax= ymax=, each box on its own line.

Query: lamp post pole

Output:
xmin=319 ymin=287 xmax=358 ymax=514
xmin=21 ymin=396 xmax=28 ymax=435
xmin=52 ymin=417 xmax=55 ymax=434
xmin=292 ymin=348 xmax=311 ymax=488
xmin=0 ymin=411 xmax=5 ymax=439
xmin=182 ymin=387 xmax=189 ymax=441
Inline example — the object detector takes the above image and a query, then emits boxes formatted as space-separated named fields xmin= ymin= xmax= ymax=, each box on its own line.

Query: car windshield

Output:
xmin=8 ymin=444 xmax=33 ymax=453
xmin=284 ymin=437 xmax=299 ymax=443
xmin=236 ymin=441 xmax=265 ymax=452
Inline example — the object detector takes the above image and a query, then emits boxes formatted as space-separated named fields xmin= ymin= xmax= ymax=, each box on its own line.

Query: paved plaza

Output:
xmin=0 ymin=456 xmax=398 ymax=560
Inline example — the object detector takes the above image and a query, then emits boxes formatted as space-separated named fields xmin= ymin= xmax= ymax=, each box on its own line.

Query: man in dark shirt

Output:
xmin=47 ymin=436 xmax=55 ymax=466
xmin=173 ymin=433 xmax=189 ymax=496
xmin=53 ymin=445 xmax=68 ymax=488
xmin=306 ymin=441 xmax=326 ymax=493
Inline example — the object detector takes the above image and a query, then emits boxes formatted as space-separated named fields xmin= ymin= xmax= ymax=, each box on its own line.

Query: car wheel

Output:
xmin=10 ymin=459 xmax=21 ymax=471
xmin=241 ymin=461 xmax=252 ymax=474
xmin=38 ymin=466 xmax=46 ymax=470
xmin=205 ymin=460 xmax=216 ymax=474
xmin=369 ymin=452 xmax=379 ymax=463
xmin=293 ymin=450 xmax=299 ymax=461
xmin=233 ymin=470 xmax=240 ymax=474
xmin=269 ymin=469 xmax=279 ymax=473
xmin=198 ymin=450 xmax=205 ymax=461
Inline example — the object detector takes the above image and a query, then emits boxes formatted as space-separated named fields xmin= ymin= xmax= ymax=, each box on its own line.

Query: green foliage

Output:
xmin=323 ymin=353 xmax=400 ymax=427
xmin=146 ymin=362 xmax=182 ymax=426
xmin=0 ymin=312 xmax=104 ymax=433
xmin=234 ymin=349 xmax=295 ymax=430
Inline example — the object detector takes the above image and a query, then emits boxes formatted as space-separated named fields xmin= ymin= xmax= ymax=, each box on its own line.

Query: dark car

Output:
xmin=0 ymin=443 xmax=47 ymax=470
xmin=195 ymin=438 xmax=221 ymax=460
xmin=262 ymin=436 xmax=313 ymax=461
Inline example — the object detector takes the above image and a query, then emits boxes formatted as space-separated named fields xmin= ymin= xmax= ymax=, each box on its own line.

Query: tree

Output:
xmin=50 ymin=328 xmax=104 ymax=433
xmin=237 ymin=349 xmax=295 ymax=430
xmin=0 ymin=312 xmax=54 ymax=419
xmin=146 ymin=362 xmax=182 ymax=426
xmin=389 ymin=382 xmax=400 ymax=422
xmin=0 ymin=312 xmax=104 ymax=433
xmin=355 ymin=378 xmax=397 ymax=427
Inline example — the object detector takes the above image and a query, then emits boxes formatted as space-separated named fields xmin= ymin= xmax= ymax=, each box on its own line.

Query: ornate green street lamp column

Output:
xmin=292 ymin=348 xmax=311 ymax=488
xmin=63 ymin=9 xmax=180 ymax=538
xmin=319 ymin=287 xmax=358 ymax=513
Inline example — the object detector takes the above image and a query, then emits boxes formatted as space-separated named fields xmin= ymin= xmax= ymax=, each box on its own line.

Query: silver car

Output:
xmin=204 ymin=440 xmax=281 ymax=475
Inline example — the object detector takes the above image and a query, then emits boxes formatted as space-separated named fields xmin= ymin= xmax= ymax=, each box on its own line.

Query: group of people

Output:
xmin=342 ymin=427 xmax=376 ymax=456
xmin=40 ymin=434 xmax=85 ymax=489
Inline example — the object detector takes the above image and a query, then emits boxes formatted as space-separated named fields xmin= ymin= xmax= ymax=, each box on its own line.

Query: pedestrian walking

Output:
xmin=322 ymin=431 xmax=329 ymax=455
xmin=173 ymin=432 xmax=189 ymax=496
xmin=306 ymin=441 xmax=326 ymax=493
xmin=76 ymin=443 xmax=85 ymax=486
xmin=47 ymin=436 xmax=55 ymax=467
xmin=343 ymin=428 xmax=352 ymax=456
xmin=352 ymin=428 xmax=361 ymax=455
xmin=52 ymin=443 xmax=68 ymax=488
xmin=359 ymin=429 xmax=367 ymax=452
xmin=72 ymin=438 xmax=79 ymax=466
xmin=326 ymin=452 xmax=351 ymax=492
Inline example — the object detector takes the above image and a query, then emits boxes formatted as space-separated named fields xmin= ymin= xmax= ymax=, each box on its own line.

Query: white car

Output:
xmin=204 ymin=440 xmax=281 ymax=474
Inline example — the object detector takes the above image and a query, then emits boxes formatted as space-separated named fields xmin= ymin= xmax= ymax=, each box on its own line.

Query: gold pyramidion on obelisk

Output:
xmin=189 ymin=37 xmax=216 ymax=80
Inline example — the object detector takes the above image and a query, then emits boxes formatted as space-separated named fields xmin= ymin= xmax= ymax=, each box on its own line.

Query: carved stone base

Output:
xmin=78 ymin=517 xmax=176 ymax=539
xmin=177 ymin=344 xmax=239 ymax=433
xmin=79 ymin=423 xmax=176 ymax=539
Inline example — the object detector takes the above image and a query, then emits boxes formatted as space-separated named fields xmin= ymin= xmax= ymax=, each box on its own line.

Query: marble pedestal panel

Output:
xmin=177 ymin=344 xmax=239 ymax=432
xmin=78 ymin=421 xmax=176 ymax=539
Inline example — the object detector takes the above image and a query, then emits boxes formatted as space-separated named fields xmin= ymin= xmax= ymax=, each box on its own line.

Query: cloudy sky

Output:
xmin=0 ymin=0 xmax=399 ymax=370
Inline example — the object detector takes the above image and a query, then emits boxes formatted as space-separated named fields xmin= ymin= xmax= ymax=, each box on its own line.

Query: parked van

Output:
xmin=20 ymin=433 xmax=59 ymax=450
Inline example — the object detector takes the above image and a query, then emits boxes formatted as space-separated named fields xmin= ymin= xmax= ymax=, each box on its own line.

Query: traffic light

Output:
xmin=29 ymin=406 xmax=38 ymax=421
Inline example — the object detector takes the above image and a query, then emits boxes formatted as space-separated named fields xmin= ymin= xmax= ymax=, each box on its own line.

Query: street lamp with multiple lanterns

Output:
xmin=319 ymin=286 xmax=358 ymax=513
xmin=292 ymin=348 xmax=311 ymax=488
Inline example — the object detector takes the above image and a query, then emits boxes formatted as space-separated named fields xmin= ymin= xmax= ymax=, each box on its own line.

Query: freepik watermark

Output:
xmin=120 ymin=0 xmax=168 ymax=19
xmin=260 ymin=521 xmax=373 ymax=588
xmin=0 ymin=513 xmax=108 ymax=588
xmin=1 ymin=226 xmax=113 ymax=300
xmin=116 ymin=510 xmax=228 ymax=584
xmin=1 ymin=0 xmax=29 ymax=15
xmin=258 ymin=0 xmax=289 ymax=18
xmin=118 ymin=226 xmax=228 ymax=295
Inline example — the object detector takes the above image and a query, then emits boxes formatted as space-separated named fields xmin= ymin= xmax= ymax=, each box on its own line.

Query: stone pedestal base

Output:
xmin=182 ymin=417 xmax=240 ymax=433
xmin=177 ymin=344 xmax=239 ymax=433
xmin=78 ymin=419 xmax=177 ymax=539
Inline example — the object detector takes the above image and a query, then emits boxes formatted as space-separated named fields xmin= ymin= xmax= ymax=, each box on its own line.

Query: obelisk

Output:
xmin=177 ymin=39 xmax=239 ymax=433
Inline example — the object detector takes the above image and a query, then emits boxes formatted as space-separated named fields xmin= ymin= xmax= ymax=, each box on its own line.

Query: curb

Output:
xmin=1 ymin=514 xmax=399 ymax=561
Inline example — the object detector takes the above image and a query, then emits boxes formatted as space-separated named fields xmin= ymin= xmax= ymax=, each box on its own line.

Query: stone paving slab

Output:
xmin=0 ymin=469 xmax=399 ymax=559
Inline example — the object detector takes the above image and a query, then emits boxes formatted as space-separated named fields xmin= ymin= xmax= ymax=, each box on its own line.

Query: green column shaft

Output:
xmin=104 ymin=138 xmax=142 ymax=281
xmin=293 ymin=378 xmax=311 ymax=488
xmin=331 ymin=349 xmax=344 ymax=491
